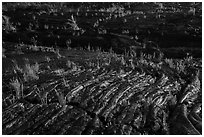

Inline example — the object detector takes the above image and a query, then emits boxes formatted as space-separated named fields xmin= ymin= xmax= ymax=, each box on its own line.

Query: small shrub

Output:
xmin=10 ymin=78 xmax=23 ymax=99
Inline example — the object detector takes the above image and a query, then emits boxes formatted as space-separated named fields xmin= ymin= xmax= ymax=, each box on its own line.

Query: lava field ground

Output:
xmin=2 ymin=2 xmax=202 ymax=135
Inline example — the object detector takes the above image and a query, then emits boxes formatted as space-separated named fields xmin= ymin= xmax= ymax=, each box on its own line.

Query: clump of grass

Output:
xmin=96 ymin=59 xmax=100 ymax=69
xmin=175 ymin=60 xmax=186 ymax=73
xmin=62 ymin=77 xmax=70 ymax=88
xmin=129 ymin=58 xmax=135 ymax=69
xmin=31 ymin=37 xmax=37 ymax=47
xmin=165 ymin=58 xmax=186 ymax=73
xmin=2 ymin=15 xmax=16 ymax=33
xmin=72 ymin=63 xmax=78 ymax=71
xmin=184 ymin=55 xmax=193 ymax=63
xmin=12 ymin=60 xmax=23 ymax=74
xmin=55 ymin=89 xmax=66 ymax=108
xmin=96 ymin=46 xmax=102 ymax=52
xmin=44 ymin=24 xmax=49 ymax=30
xmin=65 ymin=60 xmax=80 ymax=71
xmin=23 ymin=62 xmax=39 ymax=82
xmin=28 ymin=45 xmax=39 ymax=52
xmin=49 ymin=47 xmax=55 ymax=53
xmin=120 ymin=55 xmax=126 ymax=66
xmin=129 ymin=48 xmax=137 ymax=58
xmin=66 ymin=60 xmax=72 ymax=68
xmin=109 ymin=47 xmax=114 ymax=54
xmin=10 ymin=78 xmax=23 ymax=100
xmin=15 ymin=47 xmax=24 ymax=55
xmin=165 ymin=58 xmax=174 ymax=69
xmin=45 ymin=56 xmax=51 ymax=62
xmin=103 ymin=56 xmax=111 ymax=66
xmin=66 ymin=39 xmax=72 ymax=50
xmin=35 ymin=86 xmax=48 ymax=105
xmin=87 ymin=44 xmax=91 ymax=51
xmin=54 ymin=48 xmax=64 ymax=59
xmin=87 ymin=61 xmax=95 ymax=67
xmin=54 ymin=68 xmax=65 ymax=76
xmin=108 ymin=57 xmax=112 ymax=65
xmin=139 ymin=52 xmax=145 ymax=61
xmin=67 ymin=14 xmax=80 ymax=31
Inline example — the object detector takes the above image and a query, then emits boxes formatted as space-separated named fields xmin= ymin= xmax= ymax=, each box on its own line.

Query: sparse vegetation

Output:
xmin=2 ymin=2 xmax=201 ymax=135
xmin=3 ymin=43 xmax=202 ymax=135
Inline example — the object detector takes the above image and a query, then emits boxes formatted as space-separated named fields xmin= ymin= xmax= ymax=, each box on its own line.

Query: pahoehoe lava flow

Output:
xmin=2 ymin=2 xmax=202 ymax=135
